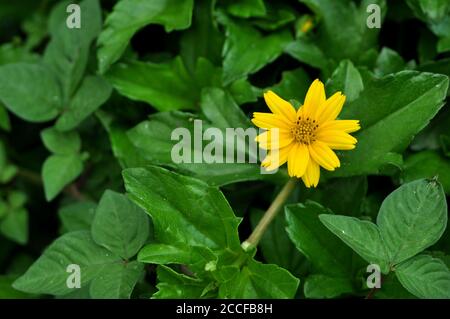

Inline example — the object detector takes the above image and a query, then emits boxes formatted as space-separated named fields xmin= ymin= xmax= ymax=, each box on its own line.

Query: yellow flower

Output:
xmin=252 ymin=79 xmax=360 ymax=188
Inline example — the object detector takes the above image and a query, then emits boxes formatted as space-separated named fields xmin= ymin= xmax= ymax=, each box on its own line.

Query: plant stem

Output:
xmin=242 ymin=178 xmax=297 ymax=251
xmin=16 ymin=167 xmax=43 ymax=185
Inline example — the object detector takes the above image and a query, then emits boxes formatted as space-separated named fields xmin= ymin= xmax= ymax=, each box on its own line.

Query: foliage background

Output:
xmin=0 ymin=0 xmax=449 ymax=299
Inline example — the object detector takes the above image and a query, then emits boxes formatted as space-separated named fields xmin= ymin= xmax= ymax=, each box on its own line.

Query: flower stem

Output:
xmin=242 ymin=178 xmax=297 ymax=251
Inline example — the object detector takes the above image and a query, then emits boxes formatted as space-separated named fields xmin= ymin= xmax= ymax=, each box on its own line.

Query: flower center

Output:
xmin=291 ymin=116 xmax=318 ymax=145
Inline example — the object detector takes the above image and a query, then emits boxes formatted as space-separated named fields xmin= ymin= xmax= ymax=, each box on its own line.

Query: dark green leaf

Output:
xmin=319 ymin=214 xmax=390 ymax=273
xmin=98 ymin=0 xmax=194 ymax=73
xmin=92 ymin=190 xmax=149 ymax=259
xmin=56 ymin=76 xmax=112 ymax=131
xmin=377 ymin=179 xmax=447 ymax=265
xmin=396 ymin=254 xmax=450 ymax=298
xmin=123 ymin=166 xmax=241 ymax=251
xmin=41 ymin=127 xmax=81 ymax=154
xmin=89 ymin=261 xmax=144 ymax=299
xmin=42 ymin=154 xmax=84 ymax=201
xmin=285 ymin=202 xmax=353 ymax=276
xmin=0 ymin=63 xmax=61 ymax=122
xmin=304 ymin=274 xmax=354 ymax=299
xmin=13 ymin=231 xmax=121 ymax=295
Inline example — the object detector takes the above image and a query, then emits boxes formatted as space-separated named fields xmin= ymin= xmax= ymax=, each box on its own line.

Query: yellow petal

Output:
xmin=256 ymin=129 xmax=294 ymax=149
xmin=301 ymin=159 xmax=320 ymax=188
xmin=325 ymin=143 xmax=356 ymax=150
xmin=263 ymin=91 xmax=297 ymax=122
xmin=287 ymin=143 xmax=309 ymax=177
xmin=308 ymin=141 xmax=340 ymax=171
xmin=302 ymin=79 xmax=326 ymax=118
xmin=317 ymin=92 xmax=346 ymax=123
xmin=316 ymin=130 xmax=357 ymax=145
xmin=261 ymin=144 xmax=293 ymax=170
xmin=318 ymin=120 xmax=360 ymax=133
xmin=252 ymin=112 xmax=291 ymax=130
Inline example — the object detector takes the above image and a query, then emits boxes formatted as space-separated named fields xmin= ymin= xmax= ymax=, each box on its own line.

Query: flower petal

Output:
xmin=287 ymin=143 xmax=309 ymax=177
xmin=316 ymin=92 xmax=346 ymax=123
xmin=261 ymin=144 xmax=293 ymax=171
xmin=324 ymin=143 xmax=356 ymax=150
xmin=316 ymin=130 xmax=357 ymax=145
xmin=252 ymin=112 xmax=292 ymax=130
xmin=256 ymin=129 xmax=294 ymax=149
xmin=301 ymin=159 xmax=320 ymax=188
xmin=318 ymin=120 xmax=360 ymax=133
xmin=302 ymin=79 xmax=326 ymax=118
xmin=263 ymin=90 xmax=297 ymax=122
xmin=308 ymin=141 xmax=340 ymax=171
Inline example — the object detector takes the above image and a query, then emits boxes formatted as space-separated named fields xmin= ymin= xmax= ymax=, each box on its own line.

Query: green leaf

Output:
xmin=307 ymin=176 xmax=367 ymax=216
xmin=96 ymin=110 xmax=148 ymax=169
xmin=48 ymin=0 xmax=101 ymax=44
xmin=298 ymin=0 xmax=386 ymax=68
xmin=98 ymin=0 xmax=194 ymax=73
xmin=127 ymin=111 xmax=279 ymax=186
xmin=180 ymin=0 xmax=223 ymax=73
xmin=374 ymin=273 xmax=416 ymax=299
xmin=252 ymin=3 xmax=296 ymax=31
xmin=153 ymin=265 xmax=206 ymax=298
xmin=42 ymin=154 xmax=84 ymax=201
xmin=41 ymin=127 xmax=81 ymax=155
xmin=401 ymin=151 xmax=450 ymax=194
xmin=138 ymin=244 xmax=192 ymax=265
xmin=334 ymin=71 xmax=449 ymax=177
xmin=218 ymin=259 xmax=299 ymax=298
xmin=406 ymin=0 xmax=450 ymax=53
xmin=411 ymin=109 xmax=450 ymax=153
xmin=284 ymin=38 xmax=330 ymax=72
xmin=224 ymin=0 xmax=266 ymax=18
xmin=0 ymin=42 xmax=39 ymax=65
xmin=374 ymin=47 xmax=407 ymax=76
xmin=396 ymin=254 xmax=450 ymax=299
xmin=92 ymin=190 xmax=149 ymax=259
xmin=58 ymin=201 xmax=97 ymax=233
xmin=219 ymin=15 xmax=291 ymax=85
xmin=0 ymin=63 xmax=61 ymax=122
xmin=44 ymin=0 xmax=102 ymax=99
xmin=269 ymin=68 xmax=311 ymax=102
xmin=0 ymin=275 xmax=35 ymax=298
xmin=56 ymin=75 xmax=112 ymax=131
xmin=106 ymin=58 xmax=199 ymax=111
xmin=0 ymin=208 xmax=28 ymax=245
xmin=200 ymin=87 xmax=251 ymax=129
xmin=285 ymin=202 xmax=353 ymax=276
xmin=250 ymin=209 xmax=307 ymax=277
xmin=89 ymin=261 xmax=144 ymax=299
xmin=122 ymin=166 xmax=241 ymax=251
xmin=13 ymin=231 xmax=121 ymax=295
xmin=228 ymin=77 xmax=260 ymax=105
xmin=326 ymin=60 xmax=364 ymax=103
xmin=304 ymin=274 xmax=354 ymax=299
xmin=319 ymin=214 xmax=390 ymax=273
xmin=138 ymin=244 xmax=217 ymax=276
xmin=377 ymin=179 xmax=447 ymax=265
xmin=0 ymin=140 xmax=17 ymax=183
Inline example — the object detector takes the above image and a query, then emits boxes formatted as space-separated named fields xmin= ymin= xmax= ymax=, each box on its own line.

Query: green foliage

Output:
xmin=98 ymin=0 xmax=194 ymax=73
xmin=319 ymin=179 xmax=449 ymax=298
xmin=0 ymin=0 xmax=449 ymax=300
